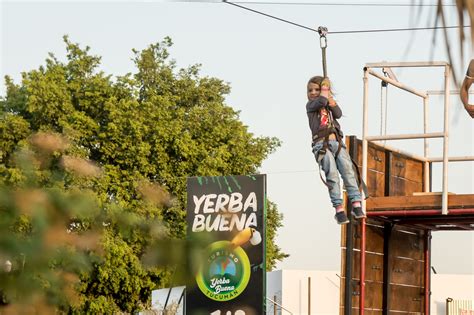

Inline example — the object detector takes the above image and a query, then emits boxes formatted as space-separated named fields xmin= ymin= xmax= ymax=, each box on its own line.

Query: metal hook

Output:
xmin=318 ymin=26 xmax=328 ymax=37
xmin=318 ymin=26 xmax=328 ymax=49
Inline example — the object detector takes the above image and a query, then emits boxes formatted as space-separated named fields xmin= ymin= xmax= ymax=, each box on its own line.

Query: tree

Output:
xmin=0 ymin=36 xmax=286 ymax=312
xmin=434 ymin=1 xmax=473 ymax=82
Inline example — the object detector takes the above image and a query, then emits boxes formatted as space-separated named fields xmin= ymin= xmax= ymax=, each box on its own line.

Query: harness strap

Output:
xmin=350 ymin=157 xmax=370 ymax=200
xmin=313 ymin=129 xmax=369 ymax=199
xmin=314 ymin=129 xmax=337 ymax=190
xmin=316 ymin=145 xmax=332 ymax=189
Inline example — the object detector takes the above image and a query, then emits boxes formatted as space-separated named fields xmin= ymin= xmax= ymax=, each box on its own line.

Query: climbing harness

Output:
xmin=313 ymin=27 xmax=369 ymax=199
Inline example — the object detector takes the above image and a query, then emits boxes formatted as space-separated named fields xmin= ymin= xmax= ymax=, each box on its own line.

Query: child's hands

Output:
xmin=320 ymin=77 xmax=332 ymax=100
xmin=328 ymin=94 xmax=337 ymax=107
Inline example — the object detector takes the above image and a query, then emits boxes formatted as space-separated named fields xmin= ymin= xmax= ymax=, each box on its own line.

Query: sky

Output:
xmin=1 ymin=0 xmax=473 ymax=276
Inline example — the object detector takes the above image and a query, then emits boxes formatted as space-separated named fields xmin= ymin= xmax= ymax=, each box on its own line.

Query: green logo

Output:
xmin=196 ymin=240 xmax=251 ymax=301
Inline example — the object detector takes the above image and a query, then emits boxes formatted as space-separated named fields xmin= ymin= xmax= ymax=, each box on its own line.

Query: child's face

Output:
xmin=307 ymin=82 xmax=320 ymax=101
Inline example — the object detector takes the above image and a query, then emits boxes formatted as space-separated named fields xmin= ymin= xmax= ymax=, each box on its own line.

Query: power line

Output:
xmin=222 ymin=0 xmax=470 ymax=35
xmin=231 ymin=1 xmax=457 ymax=7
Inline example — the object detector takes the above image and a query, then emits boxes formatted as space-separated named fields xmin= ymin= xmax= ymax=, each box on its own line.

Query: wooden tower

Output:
xmin=340 ymin=61 xmax=474 ymax=315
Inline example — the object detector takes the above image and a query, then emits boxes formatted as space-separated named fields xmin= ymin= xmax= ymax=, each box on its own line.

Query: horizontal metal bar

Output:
xmin=396 ymin=217 xmax=474 ymax=224
xmin=427 ymin=90 xmax=462 ymax=95
xmin=367 ymin=208 xmax=474 ymax=216
xmin=429 ymin=156 xmax=474 ymax=162
xmin=365 ymin=61 xmax=449 ymax=68
xmin=365 ymin=132 xmax=444 ymax=141
xmin=367 ymin=69 xmax=428 ymax=98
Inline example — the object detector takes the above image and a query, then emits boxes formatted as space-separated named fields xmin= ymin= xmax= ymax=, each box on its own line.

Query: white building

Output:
xmin=149 ymin=270 xmax=474 ymax=314
xmin=266 ymin=270 xmax=474 ymax=315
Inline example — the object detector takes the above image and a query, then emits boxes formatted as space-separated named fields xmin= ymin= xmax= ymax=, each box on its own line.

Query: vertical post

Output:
xmin=446 ymin=297 xmax=453 ymax=315
xmin=423 ymin=96 xmax=430 ymax=192
xmin=344 ymin=222 xmax=354 ymax=315
xmin=274 ymin=295 xmax=277 ymax=315
xmin=362 ymin=68 xmax=369 ymax=209
xmin=360 ymin=219 xmax=366 ymax=315
xmin=442 ymin=65 xmax=450 ymax=214
xmin=424 ymin=231 xmax=432 ymax=315
xmin=382 ymin=223 xmax=393 ymax=315
xmin=308 ymin=277 xmax=311 ymax=315
xmin=360 ymin=67 xmax=369 ymax=315
xmin=178 ymin=288 xmax=186 ymax=314
xmin=345 ymin=136 xmax=358 ymax=315
xmin=164 ymin=287 xmax=173 ymax=314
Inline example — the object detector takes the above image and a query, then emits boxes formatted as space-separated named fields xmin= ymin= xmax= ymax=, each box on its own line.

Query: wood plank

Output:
xmin=389 ymin=176 xmax=423 ymax=196
xmin=368 ymin=170 xmax=386 ymax=197
xmin=347 ymin=308 xmax=384 ymax=315
xmin=413 ymin=192 xmax=456 ymax=196
xmin=352 ymin=223 xmax=385 ymax=254
xmin=366 ymin=194 xmax=474 ymax=211
xmin=353 ymin=140 xmax=386 ymax=173
xmin=391 ymin=153 xmax=423 ymax=183
xmin=390 ymin=229 xmax=424 ymax=261
xmin=341 ymin=219 xmax=384 ymax=248
xmin=341 ymin=250 xmax=384 ymax=282
xmin=391 ymin=257 xmax=424 ymax=286
xmin=389 ymin=284 xmax=424 ymax=313
xmin=351 ymin=281 xmax=384 ymax=310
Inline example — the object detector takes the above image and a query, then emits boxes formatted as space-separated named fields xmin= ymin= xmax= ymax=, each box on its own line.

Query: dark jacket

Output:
xmin=306 ymin=95 xmax=343 ymax=140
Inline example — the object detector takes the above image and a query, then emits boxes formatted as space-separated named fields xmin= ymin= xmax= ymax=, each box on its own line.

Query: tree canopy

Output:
xmin=0 ymin=36 xmax=287 ymax=313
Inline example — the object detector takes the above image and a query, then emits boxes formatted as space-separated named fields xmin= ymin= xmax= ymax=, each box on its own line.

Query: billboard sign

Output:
xmin=186 ymin=175 xmax=266 ymax=315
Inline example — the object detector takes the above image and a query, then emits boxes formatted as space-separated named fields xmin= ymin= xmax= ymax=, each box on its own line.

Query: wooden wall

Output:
xmin=340 ymin=137 xmax=429 ymax=315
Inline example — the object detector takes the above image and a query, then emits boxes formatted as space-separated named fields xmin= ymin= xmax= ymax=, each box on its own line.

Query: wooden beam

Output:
xmin=366 ymin=194 xmax=474 ymax=211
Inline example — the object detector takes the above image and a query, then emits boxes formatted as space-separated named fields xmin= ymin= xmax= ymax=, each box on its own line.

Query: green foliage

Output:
xmin=0 ymin=36 xmax=286 ymax=312
xmin=265 ymin=200 xmax=289 ymax=271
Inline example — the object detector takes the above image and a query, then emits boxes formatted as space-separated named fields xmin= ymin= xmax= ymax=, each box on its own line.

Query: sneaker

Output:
xmin=334 ymin=211 xmax=349 ymax=225
xmin=351 ymin=207 xmax=366 ymax=219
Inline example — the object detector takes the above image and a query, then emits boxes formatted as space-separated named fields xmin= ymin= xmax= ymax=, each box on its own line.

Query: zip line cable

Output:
xmin=186 ymin=0 xmax=457 ymax=6
xmin=329 ymin=25 xmax=469 ymax=34
xmin=222 ymin=0 xmax=470 ymax=34
xmin=223 ymin=0 xmax=318 ymax=32
xmin=169 ymin=0 xmax=466 ymax=177
xmin=230 ymin=1 xmax=457 ymax=7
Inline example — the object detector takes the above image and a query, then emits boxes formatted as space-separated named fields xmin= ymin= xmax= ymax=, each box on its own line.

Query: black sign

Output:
xmin=186 ymin=175 xmax=266 ymax=315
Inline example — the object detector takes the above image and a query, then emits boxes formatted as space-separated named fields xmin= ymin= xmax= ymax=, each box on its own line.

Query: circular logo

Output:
xmin=196 ymin=240 xmax=251 ymax=302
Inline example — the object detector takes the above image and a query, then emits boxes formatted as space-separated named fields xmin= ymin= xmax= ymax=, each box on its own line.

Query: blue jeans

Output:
xmin=313 ymin=140 xmax=362 ymax=207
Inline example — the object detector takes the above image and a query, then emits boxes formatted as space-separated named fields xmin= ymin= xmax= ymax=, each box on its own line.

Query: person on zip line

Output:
xmin=461 ymin=59 xmax=474 ymax=118
xmin=306 ymin=76 xmax=365 ymax=225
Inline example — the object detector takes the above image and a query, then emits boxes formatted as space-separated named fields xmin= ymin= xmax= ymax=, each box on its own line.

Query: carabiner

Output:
xmin=318 ymin=26 xmax=328 ymax=49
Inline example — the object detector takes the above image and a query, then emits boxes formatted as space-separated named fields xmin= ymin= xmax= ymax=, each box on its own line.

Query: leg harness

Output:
xmin=313 ymin=128 xmax=370 ymax=200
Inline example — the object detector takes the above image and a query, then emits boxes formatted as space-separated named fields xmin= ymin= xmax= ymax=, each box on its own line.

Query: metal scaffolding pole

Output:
xmin=442 ymin=65 xmax=450 ymax=215
xmin=423 ymin=96 xmax=430 ymax=192
xmin=360 ymin=68 xmax=370 ymax=315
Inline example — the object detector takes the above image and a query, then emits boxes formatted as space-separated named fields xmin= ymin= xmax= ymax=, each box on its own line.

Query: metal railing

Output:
xmin=362 ymin=61 xmax=474 ymax=215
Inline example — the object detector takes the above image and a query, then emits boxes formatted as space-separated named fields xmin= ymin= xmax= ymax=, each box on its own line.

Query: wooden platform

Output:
xmin=367 ymin=194 xmax=474 ymax=211
xmin=366 ymin=194 xmax=474 ymax=231
xmin=341 ymin=136 xmax=474 ymax=314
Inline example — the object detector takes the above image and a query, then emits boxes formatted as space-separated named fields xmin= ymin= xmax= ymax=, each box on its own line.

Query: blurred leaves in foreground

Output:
xmin=0 ymin=132 xmax=176 ymax=314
